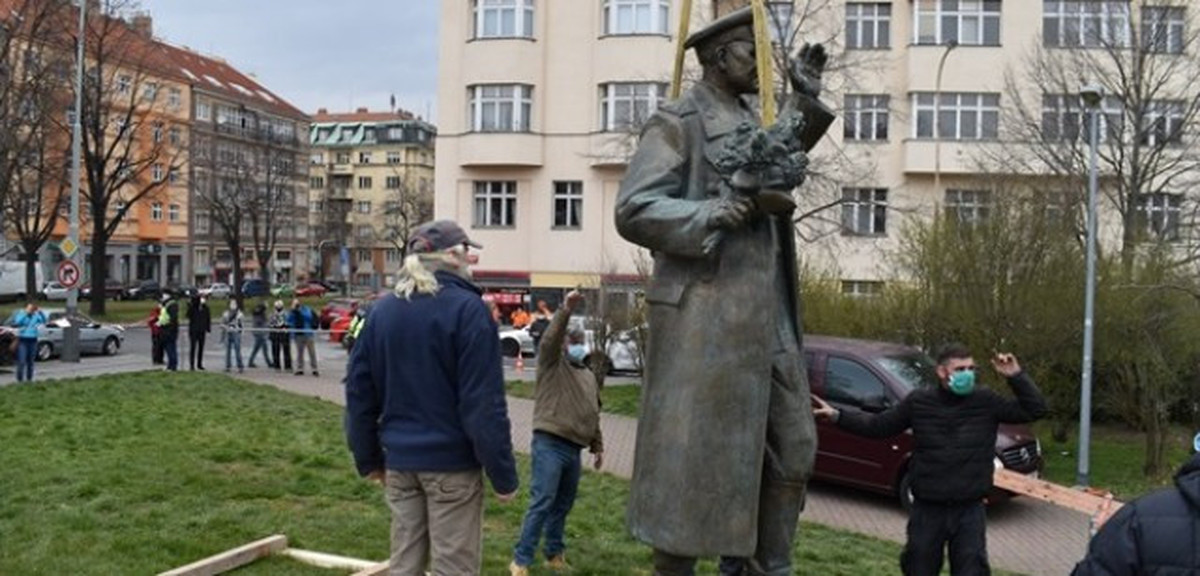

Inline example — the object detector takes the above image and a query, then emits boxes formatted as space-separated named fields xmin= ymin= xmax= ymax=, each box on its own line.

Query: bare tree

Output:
xmin=66 ymin=1 xmax=184 ymax=315
xmin=377 ymin=167 xmax=433 ymax=260
xmin=0 ymin=0 xmax=72 ymax=297
xmin=988 ymin=2 xmax=1200 ymax=276
xmin=194 ymin=143 xmax=254 ymax=304
xmin=244 ymin=130 xmax=299 ymax=285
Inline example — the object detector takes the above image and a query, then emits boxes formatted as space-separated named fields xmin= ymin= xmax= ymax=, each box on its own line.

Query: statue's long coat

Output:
xmin=615 ymin=81 xmax=832 ymax=556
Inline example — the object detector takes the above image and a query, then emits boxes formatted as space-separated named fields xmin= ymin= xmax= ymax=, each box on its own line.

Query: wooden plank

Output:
xmin=157 ymin=534 xmax=288 ymax=576
xmin=349 ymin=562 xmax=390 ymax=576
xmin=994 ymin=469 xmax=1123 ymax=516
xmin=279 ymin=548 xmax=379 ymax=571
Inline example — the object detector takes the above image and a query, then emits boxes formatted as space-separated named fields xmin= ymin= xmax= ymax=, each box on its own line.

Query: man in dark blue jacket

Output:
xmin=1071 ymin=448 xmax=1200 ymax=575
xmin=346 ymin=219 xmax=518 ymax=576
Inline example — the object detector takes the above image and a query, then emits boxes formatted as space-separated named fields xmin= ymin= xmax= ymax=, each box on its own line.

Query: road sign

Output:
xmin=59 ymin=237 xmax=78 ymax=259
xmin=57 ymin=260 xmax=81 ymax=288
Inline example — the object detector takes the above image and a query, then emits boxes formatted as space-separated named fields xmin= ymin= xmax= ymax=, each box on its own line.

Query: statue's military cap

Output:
xmin=683 ymin=6 xmax=754 ymax=51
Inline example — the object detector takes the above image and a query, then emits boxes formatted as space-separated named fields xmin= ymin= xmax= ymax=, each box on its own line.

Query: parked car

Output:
xmin=80 ymin=278 xmax=124 ymax=300
xmin=34 ymin=309 xmax=126 ymax=360
xmin=40 ymin=282 xmax=70 ymax=301
xmin=0 ymin=326 xmax=15 ymax=365
xmin=241 ymin=279 xmax=269 ymax=298
xmin=330 ymin=314 xmax=353 ymax=344
xmin=805 ymin=335 xmax=1042 ymax=509
xmin=294 ymin=282 xmax=328 ymax=298
xmin=122 ymin=279 xmax=162 ymax=301
xmin=319 ymin=298 xmax=358 ymax=329
xmin=170 ymin=284 xmax=199 ymax=299
xmin=270 ymin=283 xmax=294 ymax=298
xmin=499 ymin=325 xmax=536 ymax=358
xmin=198 ymin=283 xmax=232 ymax=299
xmin=564 ymin=316 xmax=644 ymax=374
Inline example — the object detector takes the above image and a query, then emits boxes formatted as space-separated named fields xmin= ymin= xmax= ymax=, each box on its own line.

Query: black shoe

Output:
xmin=248 ymin=363 xmax=257 ymax=368
xmin=312 ymin=370 xmax=319 ymax=377
xmin=293 ymin=371 xmax=303 ymax=376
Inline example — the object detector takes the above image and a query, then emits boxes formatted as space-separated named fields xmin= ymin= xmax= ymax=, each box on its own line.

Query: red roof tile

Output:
xmin=312 ymin=109 xmax=417 ymax=124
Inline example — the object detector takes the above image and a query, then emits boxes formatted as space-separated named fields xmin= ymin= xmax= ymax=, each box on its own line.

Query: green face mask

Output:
xmin=948 ymin=369 xmax=976 ymax=396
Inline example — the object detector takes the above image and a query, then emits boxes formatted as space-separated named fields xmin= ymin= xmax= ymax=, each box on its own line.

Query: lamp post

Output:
xmin=933 ymin=39 xmax=958 ymax=195
xmin=63 ymin=0 xmax=87 ymax=363
xmin=1077 ymin=83 xmax=1104 ymax=488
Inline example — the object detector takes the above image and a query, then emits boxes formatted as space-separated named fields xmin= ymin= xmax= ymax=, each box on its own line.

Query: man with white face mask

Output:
xmin=509 ymin=289 xmax=604 ymax=576
xmin=813 ymin=343 xmax=1047 ymax=576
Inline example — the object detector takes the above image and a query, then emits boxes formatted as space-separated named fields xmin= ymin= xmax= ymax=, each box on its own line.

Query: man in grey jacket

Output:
xmin=509 ymin=289 xmax=604 ymax=576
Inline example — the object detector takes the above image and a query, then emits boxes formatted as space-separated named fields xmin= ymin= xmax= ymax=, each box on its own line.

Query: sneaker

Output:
xmin=547 ymin=555 xmax=570 ymax=572
xmin=293 ymin=371 xmax=303 ymax=376
xmin=312 ymin=370 xmax=319 ymax=377
xmin=508 ymin=561 xmax=529 ymax=576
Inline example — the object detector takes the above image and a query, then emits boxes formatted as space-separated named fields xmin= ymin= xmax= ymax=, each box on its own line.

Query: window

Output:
xmin=841 ymin=188 xmax=888 ymax=236
xmin=474 ymin=180 xmax=517 ymax=227
xmin=846 ymin=3 xmax=891 ymax=49
xmin=600 ymin=83 xmax=667 ymax=131
xmin=358 ymin=176 xmax=373 ymax=189
xmin=196 ymin=99 xmax=211 ymax=121
xmin=357 ymin=201 xmax=372 ymax=214
xmin=310 ymin=176 xmax=325 ymax=189
xmin=386 ymin=248 xmax=400 ymax=263
xmin=168 ymin=168 xmax=179 ymax=184
xmin=358 ymin=152 xmax=372 ymax=164
xmin=195 ymin=248 xmax=209 ymax=266
xmin=553 ymin=181 xmax=583 ymax=229
xmin=1136 ymin=193 xmax=1182 ymax=240
xmin=385 ymin=176 xmax=402 ymax=189
xmin=473 ymin=0 xmax=534 ymax=38
xmin=913 ymin=0 xmax=1001 ymax=46
xmin=151 ymin=164 xmax=165 ymax=182
xmin=142 ymin=82 xmax=158 ymax=102
xmin=168 ymin=87 xmax=181 ymax=110
xmin=945 ymin=189 xmax=992 ymax=224
xmin=825 ymin=356 xmax=890 ymax=408
xmin=387 ymin=127 xmax=404 ymax=140
xmin=604 ymin=0 xmax=670 ymax=35
xmin=310 ymin=200 xmax=324 ymax=213
xmin=469 ymin=84 xmax=532 ymax=132
xmin=117 ymin=74 xmax=131 ymax=95
xmin=844 ymin=94 xmax=889 ymax=141
xmin=336 ymin=152 xmax=351 ymax=164
xmin=362 ymin=128 xmax=377 ymax=143
xmin=168 ymin=126 xmax=181 ymax=146
xmin=310 ymin=152 xmax=324 ymax=164
xmin=842 ymin=280 xmax=885 ymax=297
xmin=387 ymin=150 xmax=402 ymax=164
xmin=1043 ymin=1 xmax=1130 ymax=48
xmin=168 ymin=204 xmax=180 ymax=222
xmin=277 ymin=250 xmax=292 ymax=262
xmin=1041 ymin=93 xmax=1123 ymax=142
xmin=913 ymin=92 xmax=1000 ymax=140
xmin=150 ymin=202 xmax=163 ymax=222
xmin=151 ymin=122 xmax=163 ymax=143
xmin=1141 ymin=100 xmax=1185 ymax=146
xmin=1143 ymin=6 xmax=1185 ymax=54
xmin=357 ymin=227 xmax=374 ymax=241
xmin=195 ymin=212 xmax=210 ymax=234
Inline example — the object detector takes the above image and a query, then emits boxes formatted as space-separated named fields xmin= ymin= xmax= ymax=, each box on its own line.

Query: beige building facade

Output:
xmin=437 ymin=0 xmax=1199 ymax=301
xmin=308 ymin=109 xmax=436 ymax=289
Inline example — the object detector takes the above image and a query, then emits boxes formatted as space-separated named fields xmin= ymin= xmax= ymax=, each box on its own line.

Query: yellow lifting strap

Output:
xmin=668 ymin=0 xmax=776 ymax=126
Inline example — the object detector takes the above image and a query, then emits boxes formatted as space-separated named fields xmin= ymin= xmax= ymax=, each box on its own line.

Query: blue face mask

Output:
xmin=567 ymin=344 xmax=587 ymax=364
xmin=947 ymin=369 xmax=976 ymax=396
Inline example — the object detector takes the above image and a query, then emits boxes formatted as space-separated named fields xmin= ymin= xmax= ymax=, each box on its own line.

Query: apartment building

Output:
xmin=165 ymin=46 xmax=311 ymax=287
xmin=308 ymin=108 xmax=436 ymax=289
xmin=437 ymin=0 xmax=1200 ymax=301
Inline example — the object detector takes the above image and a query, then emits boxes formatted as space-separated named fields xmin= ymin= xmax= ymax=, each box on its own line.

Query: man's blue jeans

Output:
xmin=225 ymin=333 xmax=243 ymax=371
xmin=513 ymin=431 xmax=582 ymax=567
xmin=15 ymin=338 xmax=36 ymax=382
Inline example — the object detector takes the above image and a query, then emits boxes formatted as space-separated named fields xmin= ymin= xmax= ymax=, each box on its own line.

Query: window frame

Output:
xmin=841 ymin=188 xmax=888 ymax=236
xmin=468 ymin=84 xmax=533 ymax=133
xmin=1043 ymin=0 xmax=1131 ymax=48
xmin=552 ymin=180 xmax=584 ymax=229
xmin=944 ymin=189 xmax=992 ymax=225
xmin=473 ymin=180 xmax=518 ymax=228
xmin=600 ymin=82 xmax=668 ymax=132
xmin=912 ymin=92 xmax=1000 ymax=141
xmin=472 ymin=0 xmax=535 ymax=39
xmin=844 ymin=94 xmax=890 ymax=141
xmin=603 ymin=0 xmax=671 ymax=36
xmin=1136 ymin=192 xmax=1182 ymax=241
xmin=845 ymin=2 xmax=892 ymax=49
xmin=912 ymin=0 xmax=1002 ymax=46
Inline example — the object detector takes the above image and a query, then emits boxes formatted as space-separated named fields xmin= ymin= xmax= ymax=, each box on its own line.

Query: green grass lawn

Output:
xmin=0 ymin=372 xmax=1009 ymax=575
xmin=508 ymin=380 xmax=1193 ymax=501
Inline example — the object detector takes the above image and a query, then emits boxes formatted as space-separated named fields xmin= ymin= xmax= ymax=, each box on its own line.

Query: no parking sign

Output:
xmin=57 ymin=260 xmax=80 ymax=289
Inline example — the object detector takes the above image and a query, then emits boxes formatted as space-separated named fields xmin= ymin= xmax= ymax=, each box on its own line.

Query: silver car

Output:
xmin=35 ymin=309 xmax=125 ymax=361
xmin=499 ymin=325 xmax=535 ymax=357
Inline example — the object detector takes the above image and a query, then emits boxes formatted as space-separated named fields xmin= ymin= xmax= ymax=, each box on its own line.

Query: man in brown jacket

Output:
xmin=510 ymin=289 xmax=604 ymax=576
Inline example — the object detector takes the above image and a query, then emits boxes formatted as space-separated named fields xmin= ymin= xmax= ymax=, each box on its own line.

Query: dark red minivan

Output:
xmin=806 ymin=335 xmax=1043 ymax=509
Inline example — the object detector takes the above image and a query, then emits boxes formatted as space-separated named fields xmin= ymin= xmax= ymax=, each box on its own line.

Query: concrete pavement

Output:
xmin=1 ymin=332 xmax=1092 ymax=576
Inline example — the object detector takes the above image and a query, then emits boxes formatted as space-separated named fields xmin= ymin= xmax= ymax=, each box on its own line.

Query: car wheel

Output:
xmin=36 ymin=342 xmax=53 ymax=362
xmin=897 ymin=468 xmax=915 ymax=511
xmin=501 ymin=338 xmax=520 ymax=358
xmin=103 ymin=336 xmax=120 ymax=356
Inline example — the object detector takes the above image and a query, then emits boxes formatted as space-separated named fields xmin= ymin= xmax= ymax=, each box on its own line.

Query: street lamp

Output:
xmin=62 ymin=0 xmax=87 ymax=363
xmin=933 ymin=39 xmax=959 ymax=195
xmin=1077 ymin=83 xmax=1104 ymax=488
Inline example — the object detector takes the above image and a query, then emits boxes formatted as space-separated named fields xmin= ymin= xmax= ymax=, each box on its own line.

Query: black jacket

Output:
xmin=187 ymin=300 xmax=211 ymax=335
xmin=837 ymin=372 xmax=1047 ymax=503
xmin=1071 ymin=453 xmax=1200 ymax=576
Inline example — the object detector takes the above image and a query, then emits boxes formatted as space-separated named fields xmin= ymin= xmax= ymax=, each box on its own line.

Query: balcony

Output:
xmin=214 ymin=122 xmax=302 ymax=148
xmin=328 ymin=163 xmax=354 ymax=175
xmin=458 ymin=132 xmax=543 ymax=167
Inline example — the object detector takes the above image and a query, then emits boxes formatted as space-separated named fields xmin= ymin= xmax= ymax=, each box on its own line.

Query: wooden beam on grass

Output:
xmin=994 ymin=468 xmax=1123 ymax=526
xmin=349 ymin=562 xmax=390 ymax=576
xmin=156 ymin=534 xmax=288 ymax=576
xmin=280 ymin=548 xmax=380 ymax=571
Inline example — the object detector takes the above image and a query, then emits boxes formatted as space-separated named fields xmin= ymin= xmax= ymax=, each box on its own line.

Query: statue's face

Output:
xmin=718 ymin=36 xmax=758 ymax=95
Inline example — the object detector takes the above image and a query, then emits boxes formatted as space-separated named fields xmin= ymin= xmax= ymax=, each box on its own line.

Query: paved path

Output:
xmin=3 ymin=342 xmax=1090 ymax=576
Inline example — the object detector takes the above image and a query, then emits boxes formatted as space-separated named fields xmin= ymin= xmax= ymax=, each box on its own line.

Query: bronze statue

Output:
xmin=613 ymin=7 xmax=833 ymax=576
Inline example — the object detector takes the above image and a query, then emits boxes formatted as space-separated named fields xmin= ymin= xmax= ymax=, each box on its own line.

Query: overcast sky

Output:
xmin=137 ymin=0 xmax=441 ymax=122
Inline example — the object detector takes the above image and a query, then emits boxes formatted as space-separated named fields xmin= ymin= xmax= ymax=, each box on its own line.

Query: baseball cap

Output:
xmin=407 ymin=220 xmax=482 ymax=254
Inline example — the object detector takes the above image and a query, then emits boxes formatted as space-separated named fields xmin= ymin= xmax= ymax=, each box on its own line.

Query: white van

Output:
xmin=0 ymin=261 xmax=46 ymax=303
